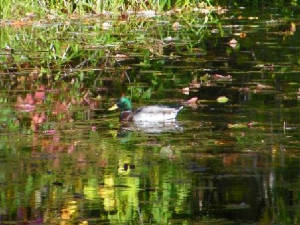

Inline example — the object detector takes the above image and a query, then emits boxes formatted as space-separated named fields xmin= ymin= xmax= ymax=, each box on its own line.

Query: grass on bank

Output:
xmin=0 ymin=0 xmax=213 ymax=19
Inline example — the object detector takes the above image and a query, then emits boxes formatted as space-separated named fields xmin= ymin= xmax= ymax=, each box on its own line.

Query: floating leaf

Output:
xmin=189 ymin=78 xmax=201 ymax=88
xmin=181 ymin=87 xmax=189 ymax=95
xmin=240 ymin=32 xmax=247 ymax=38
xmin=228 ymin=123 xmax=247 ymax=129
xmin=256 ymin=83 xmax=273 ymax=90
xmin=186 ymin=97 xmax=198 ymax=105
xmin=228 ymin=38 xmax=238 ymax=48
xmin=217 ymin=96 xmax=229 ymax=103
xmin=247 ymin=121 xmax=258 ymax=128
xmin=212 ymin=74 xmax=232 ymax=81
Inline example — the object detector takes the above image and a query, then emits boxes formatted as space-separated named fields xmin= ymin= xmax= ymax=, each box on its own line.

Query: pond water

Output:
xmin=0 ymin=5 xmax=299 ymax=225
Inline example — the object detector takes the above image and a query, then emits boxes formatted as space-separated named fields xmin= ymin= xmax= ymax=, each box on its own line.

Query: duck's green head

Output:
xmin=108 ymin=97 xmax=132 ymax=111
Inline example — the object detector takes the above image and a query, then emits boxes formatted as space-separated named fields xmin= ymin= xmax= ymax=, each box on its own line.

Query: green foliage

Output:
xmin=0 ymin=107 xmax=19 ymax=131
xmin=0 ymin=8 xmax=215 ymax=101
xmin=0 ymin=0 xmax=213 ymax=19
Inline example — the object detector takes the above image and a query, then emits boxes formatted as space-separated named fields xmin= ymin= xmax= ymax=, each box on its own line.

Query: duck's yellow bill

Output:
xmin=108 ymin=104 xmax=118 ymax=111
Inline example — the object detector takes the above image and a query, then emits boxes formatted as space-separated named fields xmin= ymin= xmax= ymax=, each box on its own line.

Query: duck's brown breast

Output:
xmin=120 ymin=111 xmax=133 ymax=122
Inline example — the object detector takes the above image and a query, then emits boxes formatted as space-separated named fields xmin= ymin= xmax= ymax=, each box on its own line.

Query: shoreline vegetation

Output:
xmin=1 ymin=0 xmax=298 ymax=21
xmin=0 ymin=0 xmax=298 ymax=89
xmin=1 ymin=0 xmax=220 ymax=20
xmin=0 ymin=1 xmax=226 ymax=132
xmin=0 ymin=1 xmax=225 ymax=82
xmin=0 ymin=0 xmax=298 ymax=108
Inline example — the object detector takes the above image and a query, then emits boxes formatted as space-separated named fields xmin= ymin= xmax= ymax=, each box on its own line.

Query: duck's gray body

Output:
xmin=132 ymin=105 xmax=183 ymax=123
xmin=109 ymin=97 xmax=184 ymax=133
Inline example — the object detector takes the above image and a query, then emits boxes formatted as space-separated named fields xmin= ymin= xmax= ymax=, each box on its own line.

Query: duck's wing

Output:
xmin=133 ymin=105 xmax=183 ymax=122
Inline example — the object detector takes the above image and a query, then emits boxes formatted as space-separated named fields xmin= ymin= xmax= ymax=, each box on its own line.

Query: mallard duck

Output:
xmin=108 ymin=97 xmax=183 ymax=123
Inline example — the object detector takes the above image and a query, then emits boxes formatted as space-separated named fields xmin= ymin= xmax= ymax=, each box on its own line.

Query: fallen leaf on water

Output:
xmin=228 ymin=123 xmax=247 ymax=129
xmin=228 ymin=38 xmax=238 ymax=48
xmin=229 ymin=39 xmax=237 ymax=44
xmin=217 ymin=96 xmax=229 ymax=103
xmin=212 ymin=74 xmax=232 ymax=81
xmin=240 ymin=32 xmax=247 ymax=38
xmin=247 ymin=121 xmax=258 ymax=128
xmin=233 ymin=32 xmax=246 ymax=38
xmin=238 ymin=87 xmax=250 ymax=93
xmin=214 ymin=140 xmax=234 ymax=146
xmin=189 ymin=78 xmax=201 ymax=89
xmin=181 ymin=87 xmax=189 ymax=95
xmin=256 ymin=83 xmax=273 ymax=89
xmin=186 ymin=97 xmax=198 ymax=105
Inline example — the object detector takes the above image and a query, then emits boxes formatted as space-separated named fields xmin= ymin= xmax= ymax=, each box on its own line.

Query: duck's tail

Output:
xmin=175 ymin=106 xmax=184 ymax=115
xmin=177 ymin=105 xmax=184 ymax=112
